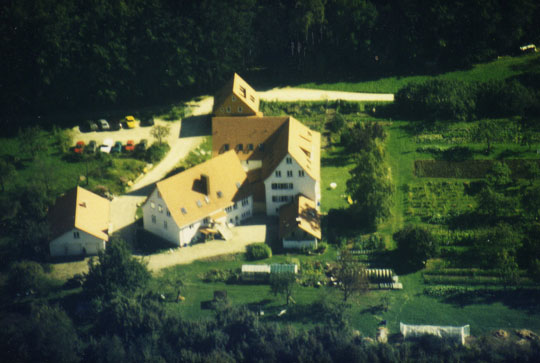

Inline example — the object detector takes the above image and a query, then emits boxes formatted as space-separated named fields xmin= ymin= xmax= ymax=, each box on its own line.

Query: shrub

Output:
xmin=246 ymin=243 xmax=272 ymax=260
xmin=7 ymin=260 xmax=51 ymax=295
xmin=145 ymin=143 xmax=170 ymax=163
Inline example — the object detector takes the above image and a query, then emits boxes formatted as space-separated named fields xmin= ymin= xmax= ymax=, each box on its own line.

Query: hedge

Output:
xmin=414 ymin=159 xmax=540 ymax=178
xmin=246 ymin=243 xmax=272 ymax=261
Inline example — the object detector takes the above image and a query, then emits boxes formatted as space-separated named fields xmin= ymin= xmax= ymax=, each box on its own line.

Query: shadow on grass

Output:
xmin=180 ymin=115 xmax=211 ymax=138
xmin=443 ymin=288 xmax=540 ymax=314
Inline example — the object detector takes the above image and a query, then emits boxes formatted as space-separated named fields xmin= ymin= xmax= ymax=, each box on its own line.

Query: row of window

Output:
xmin=272 ymin=195 xmax=291 ymax=203
xmin=271 ymin=183 xmax=293 ymax=190
xmin=275 ymin=170 xmax=304 ymax=178
xmin=223 ymin=143 xmax=263 ymax=152
xmin=220 ymin=105 xmax=244 ymax=113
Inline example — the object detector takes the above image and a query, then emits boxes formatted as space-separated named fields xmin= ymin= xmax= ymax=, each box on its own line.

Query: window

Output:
xmin=236 ymin=181 xmax=241 ymax=189
xmin=272 ymin=196 xmax=278 ymax=202
xmin=248 ymin=144 xmax=254 ymax=151
xmin=239 ymin=86 xmax=246 ymax=97
xmin=234 ymin=202 xmax=238 ymax=210
xmin=224 ymin=144 xmax=229 ymax=151
xmin=286 ymin=157 xmax=292 ymax=164
xmin=217 ymin=191 xmax=223 ymax=198
xmin=220 ymin=107 xmax=224 ymax=112
xmin=250 ymin=95 xmax=255 ymax=102
xmin=258 ymin=143 xmax=264 ymax=151
xmin=203 ymin=217 xmax=210 ymax=224
xmin=166 ymin=210 xmax=171 ymax=217
xmin=230 ymin=219 xmax=233 ymax=224
xmin=164 ymin=221 xmax=168 ymax=230
xmin=275 ymin=170 xmax=281 ymax=177
xmin=237 ymin=144 xmax=243 ymax=151
xmin=287 ymin=170 xmax=293 ymax=177
xmin=225 ymin=206 xmax=233 ymax=213
xmin=181 ymin=207 xmax=187 ymax=215
xmin=150 ymin=202 xmax=155 ymax=209
xmin=189 ymin=224 xmax=194 ymax=229
xmin=73 ymin=231 xmax=80 ymax=239
xmin=196 ymin=200 xmax=202 ymax=208
xmin=299 ymin=170 xmax=305 ymax=177
xmin=289 ymin=183 xmax=293 ymax=189
xmin=272 ymin=183 xmax=293 ymax=190
xmin=226 ymin=106 xmax=231 ymax=113
xmin=279 ymin=196 xmax=289 ymax=202
xmin=158 ymin=205 xmax=163 ymax=213
xmin=231 ymin=95 xmax=236 ymax=101
xmin=152 ymin=215 xmax=156 ymax=224
xmin=242 ymin=199 xmax=249 ymax=206
xmin=238 ymin=106 xmax=243 ymax=112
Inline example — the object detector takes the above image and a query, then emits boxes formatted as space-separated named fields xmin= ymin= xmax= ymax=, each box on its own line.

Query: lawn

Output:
xmin=297 ymin=53 xmax=540 ymax=93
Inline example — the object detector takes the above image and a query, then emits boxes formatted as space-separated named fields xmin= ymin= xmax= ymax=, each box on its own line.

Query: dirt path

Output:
xmin=50 ymin=88 xmax=392 ymax=279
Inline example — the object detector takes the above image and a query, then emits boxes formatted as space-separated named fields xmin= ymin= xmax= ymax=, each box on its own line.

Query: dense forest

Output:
xmin=2 ymin=0 xmax=540 ymax=129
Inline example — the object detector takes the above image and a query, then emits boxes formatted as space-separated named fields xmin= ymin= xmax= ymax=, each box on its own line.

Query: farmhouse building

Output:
xmin=142 ymin=151 xmax=253 ymax=246
xmin=212 ymin=115 xmax=321 ymax=216
xmin=279 ymin=194 xmax=321 ymax=250
xmin=48 ymin=186 xmax=111 ymax=257
xmin=212 ymin=73 xmax=262 ymax=117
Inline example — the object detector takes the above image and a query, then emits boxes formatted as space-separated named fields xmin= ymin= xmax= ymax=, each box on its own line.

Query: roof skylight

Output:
xmin=181 ymin=207 xmax=187 ymax=215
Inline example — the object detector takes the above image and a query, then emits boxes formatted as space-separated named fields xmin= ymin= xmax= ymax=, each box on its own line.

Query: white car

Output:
xmin=100 ymin=138 xmax=113 ymax=153
xmin=98 ymin=119 xmax=110 ymax=131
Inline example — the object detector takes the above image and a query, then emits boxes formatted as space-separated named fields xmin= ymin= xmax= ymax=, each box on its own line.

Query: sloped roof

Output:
xmin=48 ymin=186 xmax=110 ymax=241
xmin=212 ymin=116 xmax=289 ymax=160
xmin=156 ymin=151 xmax=249 ymax=228
xmin=212 ymin=73 xmax=260 ymax=114
xmin=261 ymin=117 xmax=321 ymax=181
xmin=279 ymin=195 xmax=321 ymax=240
xmin=212 ymin=116 xmax=320 ymax=181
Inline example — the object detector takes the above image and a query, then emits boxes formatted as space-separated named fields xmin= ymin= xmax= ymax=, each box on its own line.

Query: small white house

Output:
xmin=143 ymin=151 xmax=253 ymax=246
xmin=279 ymin=195 xmax=321 ymax=250
xmin=48 ymin=186 xmax=111 ymax=257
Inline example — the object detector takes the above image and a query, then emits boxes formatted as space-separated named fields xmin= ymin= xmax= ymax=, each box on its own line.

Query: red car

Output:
xmin=125 ymin=140 xmax=135 ymax=152
xmin=74 ymin=141 xmax=85 ymax=154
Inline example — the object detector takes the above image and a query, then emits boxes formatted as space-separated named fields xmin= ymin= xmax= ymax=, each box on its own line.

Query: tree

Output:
xmin=486 ymin=161 xmax=512 ymax=188
xmin=150 ymin=124 xmax=171 ymax=145
xmin=474 ymin=120 xmax=497 ymax=154
xmin=476 ymin=186 xmax=518 ymax=219
xmin=269 ymin=272 xmax=296 ymax=305
xmin=523 ymin=161 xmax=540 ymax=186
xmin=53 ymin=127 xmax=74 ymax=153
xmin=497 ymin=250 xmax=520 ymax=288
xmin=18 ymin=126 xmax=46 ymax=160
xmin=83 ymin=237 xmax=151 ymax=299
xmin=346 ymin=149 xmax=393 ymax=227
xmin=336 ymin=248 xmax=369 ymax=301
xmin=0 ymin=159 xmax=16 ymax=191
xmin=522 ymin=186 xmax=540 ymax=220
xmin=394 ymin=226 xmax=438 ymax=270
xmin=472 ymin=223 xmax=522 ymax=270
xmin=7 ymin=260 xmax=50 ymax=295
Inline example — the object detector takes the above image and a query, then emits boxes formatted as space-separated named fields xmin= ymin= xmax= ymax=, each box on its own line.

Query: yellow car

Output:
xmin=125 ymin=115 xmax=137 ymax=128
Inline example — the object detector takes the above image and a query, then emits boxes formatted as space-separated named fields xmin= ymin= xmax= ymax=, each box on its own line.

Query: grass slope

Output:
xmin=298 ymin=54 xmax=540 ymax=93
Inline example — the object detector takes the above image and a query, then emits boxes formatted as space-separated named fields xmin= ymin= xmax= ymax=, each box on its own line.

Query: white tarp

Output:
xmin=400 ymin=322 xmax=470 ymax=345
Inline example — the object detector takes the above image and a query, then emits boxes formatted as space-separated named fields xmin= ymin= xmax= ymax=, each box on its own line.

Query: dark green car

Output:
xmin=111 ymin=141 xmax=123 ymax=153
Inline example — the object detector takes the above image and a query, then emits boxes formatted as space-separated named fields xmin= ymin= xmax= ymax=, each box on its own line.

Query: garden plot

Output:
xmin=404 ymin=181 xmax=476 ymax=223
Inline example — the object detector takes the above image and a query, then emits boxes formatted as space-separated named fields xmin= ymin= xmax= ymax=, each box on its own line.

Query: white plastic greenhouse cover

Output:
xmin=400 ymin=322 xmax=470 ymax=345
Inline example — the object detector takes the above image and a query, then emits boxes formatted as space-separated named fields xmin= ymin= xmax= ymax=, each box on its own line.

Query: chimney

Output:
xmin=201 ymin=174 xmax=210 ymax=196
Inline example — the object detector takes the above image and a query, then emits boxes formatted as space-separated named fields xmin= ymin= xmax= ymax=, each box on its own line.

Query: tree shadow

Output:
xmin=443 ymin=288 xmax=540 ymax=314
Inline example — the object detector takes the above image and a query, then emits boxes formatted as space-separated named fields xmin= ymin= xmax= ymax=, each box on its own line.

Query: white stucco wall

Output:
xmin=283 ymin=238 xmax=318 ymax=250
xmin=143 ymin=188 xmax=181 ymax=246
xmin=264 ymin=154 xmax=318 ymax=216
xmin=50 ymin=229 xmax=106 ymax=257
xmin=143 ymin=189 xmax=254 ymax=246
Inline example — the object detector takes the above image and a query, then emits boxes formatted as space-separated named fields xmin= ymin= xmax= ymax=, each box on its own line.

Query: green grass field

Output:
xmin=298 ymin=54 xmax=540 ymax=93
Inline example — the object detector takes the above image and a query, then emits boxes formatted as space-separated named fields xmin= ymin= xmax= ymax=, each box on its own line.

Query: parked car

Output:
xmin=83 ymin=120 xmax=98 ymax=132
xmin=86 ymin=140 xmax=97 ymax=153
xmin=111 ymin=141 xmax=123 ymax=153
xmin=100 ymin=138 xmax=113 ymax=153
xmin=125 ymin=140 xmax=135 ymax=152
xmin=98 ymin=119 xmax=110 ymax=131
xmin=74 ymin=141 xmax=85 ymax=154
xmin=137 ymin=139 xmax=148 ymax=151
xmin=125 ymin=115 xmax=137 ymax=128
xmin=110 ymin=120 xmax=123 ymax=131
xmin=141 ymin=116 xmax=155 ymax=127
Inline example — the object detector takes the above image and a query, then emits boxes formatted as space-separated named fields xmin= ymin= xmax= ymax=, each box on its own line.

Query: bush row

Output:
xmin=395 ymin=79 xmax=539 ymax=121
xmin=414 ymin=159 xmax=540 ymax=178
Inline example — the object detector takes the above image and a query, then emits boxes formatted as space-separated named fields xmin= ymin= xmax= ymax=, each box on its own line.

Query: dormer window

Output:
xmin=237 ymin=144 xmax=243 ymax=151
xmin=231 ymin=95 xmax=236 ymax=102
xmin=181 ymin=207 xmax=187 ymax=215
xmin=196 ymin=200 xmax=203 ymax=208
xmin=236 ymin=181 xmax=241 ymax=189
xmin=224 ymin=144 xmax=229 ymax=151
xmin=258 ymin=143 xmax=264 ymax=151
xmin=226 ymin=106 xmax=231 ymax=113
xmin=238 ymin=106 xmax=243 ymax=112
xmin=217 ymin=191 xmax=223 ymax=198
xmin=239 ymin=86 xmax=246 ymax=97
xmin=248 ymin=144 xmax=254 ymax=151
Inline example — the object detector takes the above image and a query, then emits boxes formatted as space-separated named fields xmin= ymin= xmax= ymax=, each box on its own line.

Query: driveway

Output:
xmin=51 ymin=87 xmax=392 ymax=279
